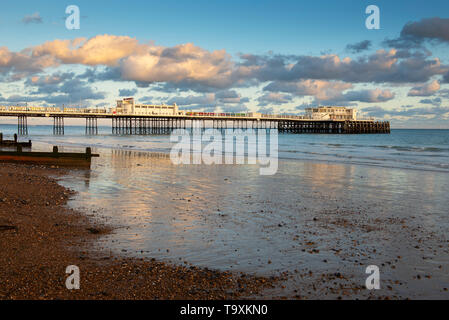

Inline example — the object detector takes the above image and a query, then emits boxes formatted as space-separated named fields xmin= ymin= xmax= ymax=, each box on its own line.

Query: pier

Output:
xmin=0 ymin=110 xmax=390 ymax=135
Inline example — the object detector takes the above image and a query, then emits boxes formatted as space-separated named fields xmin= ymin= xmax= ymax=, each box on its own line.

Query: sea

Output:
xmin=1 ymin=124 xmax=448 ymax=173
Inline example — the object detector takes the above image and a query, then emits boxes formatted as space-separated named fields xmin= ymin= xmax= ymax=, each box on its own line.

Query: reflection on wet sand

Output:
xmin=58 ymin=148 xmax=449 ymax=299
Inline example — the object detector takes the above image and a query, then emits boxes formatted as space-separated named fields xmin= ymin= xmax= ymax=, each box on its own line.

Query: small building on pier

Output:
xmin=305 ymin=106 xmax=357 ymax=121
xmin=114 ymin=98 xmax=182 ymax=116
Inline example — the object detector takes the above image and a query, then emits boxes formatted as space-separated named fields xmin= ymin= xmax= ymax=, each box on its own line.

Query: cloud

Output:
xmin=1 ymin=31 xmax=447 ymax=96
xmin=22 ymin=12 xmax=43 ymax=24
xmin=257 ymin=106 xmax=275 ymax=114
xmin=119 ymin=43 xmax=235 ymax=89
xmin=119 ymin=88 xmax=138 ymax=97
xmin=215 ymin=90 xmax=248 ymax=104
xmin=420 ymin=97 xmax=441 ymax=106
xmin=1 ymin=19 xmax=448 ymax=112
xmin=219 ymin=104 xmax=249 ymax=113
xmin=408 ymin=80 xmax=440 ymax=96
xmin=443 ymin=72 xmax=449 ymax=83
xmin=401 ymin=17 xmax=449 ymax=43
xmin=311 ymin=89 xmax=395 ymax=106
xmin=242 ymin=49 xmax=448 ymax=85
xmin=25 ymin=72 xmax=75 ymax=95
xmin=291 ymin=50 xmax=446 ymax=83
xmin=362 ymin=105 xmax=449 ymax=118
xmin=31 ymin=36 xmax=238 ymax=90
xmin=264 ymin=79 xmax=394 ymax=105
xmin=257 ymin=92 xmax=293 ymax=107
xmin=346 ymin=40 xmax=372 ymax=53
xmin=32 ymin=35 xmax=140 ymax=66
xmin=341 ymin=89 xmax=395 ymax=103
xmin=439 ymin=89 xmax=449 ymax=98
xmin=0 ymin=46 xmax=56 ymax=77
xmin=1 ymin=72 xmax=106 ymax=105
xmin=384 ymin=17 xmax=449 ymax=48
xmin=165 ymin=90 xmax=248 ymax=107
xmin=166 ymin=94 xmax=215 ymax=106
xmin=264 ymin=79 xmax=352 ymax=101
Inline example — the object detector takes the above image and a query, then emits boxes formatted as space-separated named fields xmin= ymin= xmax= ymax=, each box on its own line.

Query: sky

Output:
xmin=1 ymin=0 xmax=449 ymax=128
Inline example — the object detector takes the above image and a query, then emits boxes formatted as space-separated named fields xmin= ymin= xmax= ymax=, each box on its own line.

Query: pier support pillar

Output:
xmin=53 ymin=116 xmax=64 ymax=135
xmin=86 ymin=117 xmax=98 ymax=135
xmin=18 ymin=115 xmax=28 ymax=135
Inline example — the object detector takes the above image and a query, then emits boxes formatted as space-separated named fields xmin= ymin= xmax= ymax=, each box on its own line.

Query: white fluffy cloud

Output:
xmin=32 ymin=35 xmax=140 ymax=66
xmin=120 ymin=43 xmax=234 ymax=88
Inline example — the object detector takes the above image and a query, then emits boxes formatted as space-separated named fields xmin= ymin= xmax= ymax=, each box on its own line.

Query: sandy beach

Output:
xmin=0 ymin=163 xmax=279 ymax=300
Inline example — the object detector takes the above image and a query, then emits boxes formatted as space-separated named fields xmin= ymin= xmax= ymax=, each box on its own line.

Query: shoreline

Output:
xmin=0 ymin=163 xmax=279 ymax=300
xmin=6 ymin=131 xmax=449 ymax=176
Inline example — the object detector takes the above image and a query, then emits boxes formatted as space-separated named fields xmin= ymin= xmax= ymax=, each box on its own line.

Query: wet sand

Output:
xmin=2 ymin=152 xmax=448 ymax=300
xmin=0 ymin=163 xmax=278 ymax=300
xmin=55 ymin=149 xmax=449 ymax=300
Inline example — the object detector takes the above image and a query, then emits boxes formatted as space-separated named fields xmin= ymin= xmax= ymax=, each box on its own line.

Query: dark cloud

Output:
xmin=346 ymin=40 xmax=372 ymax=53
xmin=316 ymin=90 xmax=394 ymax=106
xmin=166 ymin=94 xmax=214 ymax=106
xmin=439 ymin=89 xmax=449 ymax=98
xmin=264 ymin=79 xmax=394 ymax=105
xmin=362 ymin=105 xmax=449 ymax=118
xmin=401 ymin=17 xmax=449 ymax=43
xmin=384 ymin=17 xmax=449 ymax=48
xmin=25 ymin=72 xmax=75 ymax=95
xmin=165 ymin=90 xmax=248 ymax=108
xmin=22 ymin=12 xmax=43 ymax=24
xmin=257 ymin=106 xmax=275 ymax=114
xmin=443 ymin=72 xmax=449 ymax=83
xmin=215 ymin=90 xmax=248 ymax=104
xmin=215 ymin=90 xmax=239 ymax=100
xmin=383 ymin=36 xmax=423 ymax=49
xmin=77 ymin=67 xmax=122 ymax=83
xmin=0 ymin=95 xmax=37 ymax=104
xmin=256 ymin=93 xmax=293 ymax=107
xmin=119 ymin=88 xmax=138 ymax=97
xmin=420 ymin=97 xmax=442 ymax=106
xmin=3 ymin=73 xmax=105 ymax=105
xmin=295 ymin=101 xmax=320 ymax=111
xmin=290 ymin=51 xmax=446 ymax=83
xmin=175 ymin=104 xmax=217 ymax=112
xmin=341 ymin=89 xmax=395 ymax=103
xmin=139 ymin=96 xmax=156 ymax=104
xmin=243 ymin=50 xmax=447 ymax=85
xmin=151 ymin=81 xmax=222 ymax=93
xmin=219 ymin=105 xmax=249 ymax=113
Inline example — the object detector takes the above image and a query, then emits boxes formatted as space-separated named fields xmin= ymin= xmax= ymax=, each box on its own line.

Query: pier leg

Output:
xmin=18 ymin=115 xmax=28 ymax=135
xmin=53 ymin=116 xmax=64 ymax=135
xmin=86 ymin=117 xmax=98 ymax=135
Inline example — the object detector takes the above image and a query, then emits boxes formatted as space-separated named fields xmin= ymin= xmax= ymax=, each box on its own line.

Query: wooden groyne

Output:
xmin=0 ymin=146 xmax=99 ymax=167
xmin=0 ymin=133 xmax=32 ymax=147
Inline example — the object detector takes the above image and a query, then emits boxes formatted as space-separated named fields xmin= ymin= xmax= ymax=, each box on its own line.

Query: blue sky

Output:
xmin=2 ymin=0 xmax=446 ymax=53
xmin=1 ymin=0 xmax=449 ymax=127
